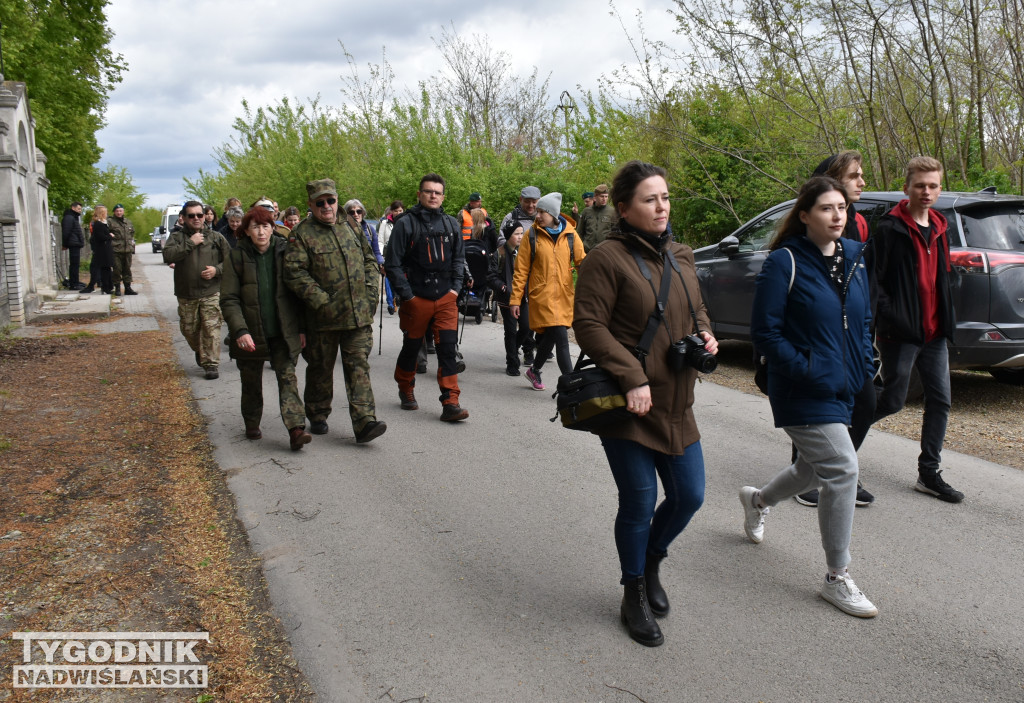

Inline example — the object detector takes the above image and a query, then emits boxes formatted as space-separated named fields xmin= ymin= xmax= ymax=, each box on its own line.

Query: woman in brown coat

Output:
xmin=573 ymin=161 xmax=718 ymax=647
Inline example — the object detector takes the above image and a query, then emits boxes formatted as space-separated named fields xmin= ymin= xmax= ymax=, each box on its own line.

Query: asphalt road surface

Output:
xmin=138 ymin=251 xmax=1024 ymax=702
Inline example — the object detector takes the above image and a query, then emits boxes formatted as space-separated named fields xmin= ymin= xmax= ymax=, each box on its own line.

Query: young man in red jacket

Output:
xmin=866 ymin=156 xmax=962 ymax=503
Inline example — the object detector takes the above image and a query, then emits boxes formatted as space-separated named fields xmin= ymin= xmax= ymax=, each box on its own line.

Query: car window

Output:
xmin=959 ymin=204 xmax=1024 ymax=252
xmin=853 ymin=201 xmax=889 ymax=228
xmin=737 ymin=210 xmax=785 ymax=252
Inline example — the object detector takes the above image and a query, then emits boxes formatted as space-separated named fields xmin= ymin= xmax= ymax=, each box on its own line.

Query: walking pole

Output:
xmin=378 ymin=269 xmax=385 ymax=355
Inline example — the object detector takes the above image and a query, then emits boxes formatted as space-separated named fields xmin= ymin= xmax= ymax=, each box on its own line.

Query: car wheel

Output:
xmin=989 ymin=367 xmax=1024 ymax=385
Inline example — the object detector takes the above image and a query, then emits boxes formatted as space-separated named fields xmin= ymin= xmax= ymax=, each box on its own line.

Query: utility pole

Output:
xmin=554 ymin=91 xmax=577 ymax=162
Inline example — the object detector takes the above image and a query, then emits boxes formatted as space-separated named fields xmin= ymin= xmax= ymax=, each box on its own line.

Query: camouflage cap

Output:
xmin=306 ymin=179 xmax=338 ymax=200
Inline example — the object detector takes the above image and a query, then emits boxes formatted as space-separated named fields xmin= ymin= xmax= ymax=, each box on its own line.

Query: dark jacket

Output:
xmin=751 ymin=235 xmax=873 ymax=428
xmin=61 ymin=209 xmax=84 ymax=249
xmin=360 ymin=220 xmax=384 ymax=265
xmin=220 ymin=237 xmax=304 ymax=361
xmin=108 ymin=216 xmax=136 ymax=254
xmin=283 ymin=216 xmax=379 ymax=331
xmin=577 ymin=204 xmax=616 ymax=250
xmin=89 ymin=221 xmax=114 ymax=267
xmin=163 ymin=227 xmax=231 ymax=299
xmin=872 ymin=201 xmax=956 ymax=344
xmin=385 ymin=204 xmax=465 ymax=301
xmin=574 ymin=223 xmax=712 ymax=455
xmin=488 ymin=241 xmax=518 ymax=306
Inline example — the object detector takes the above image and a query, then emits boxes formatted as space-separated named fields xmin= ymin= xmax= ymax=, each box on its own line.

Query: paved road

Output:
xmin=137 ymin=251 xmax=1024 ymax=702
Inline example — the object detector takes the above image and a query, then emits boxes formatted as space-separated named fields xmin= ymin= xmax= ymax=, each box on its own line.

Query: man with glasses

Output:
xmin=385 ymin=173 xmax=469 ymax=422
xmin=284 ymin=179 xmax=387 ymax=444
xmin=163 ymin=201 xmax=231 ymax=379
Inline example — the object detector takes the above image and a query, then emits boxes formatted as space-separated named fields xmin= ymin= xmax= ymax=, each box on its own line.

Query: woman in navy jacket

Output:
xmin=739 ymin=176 xmax=879 ymax=618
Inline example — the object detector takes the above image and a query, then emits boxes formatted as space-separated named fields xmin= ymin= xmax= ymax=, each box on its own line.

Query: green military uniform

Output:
xmin=283 ymin=183 xmax=381 ymax=434
xmin=109 ymin=214 xmax=136 ymax=290
xmin=221 ymin=236 xmax=306 ymax=433
xmin=163 ymin=227 xmax=231 ymax=371
xmin=577 ymin=204 xmax=616 ymax=250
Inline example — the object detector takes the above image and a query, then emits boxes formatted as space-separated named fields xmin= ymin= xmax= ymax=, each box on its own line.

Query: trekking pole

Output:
xmin=378 ymin=269 xmax=385 ymax=355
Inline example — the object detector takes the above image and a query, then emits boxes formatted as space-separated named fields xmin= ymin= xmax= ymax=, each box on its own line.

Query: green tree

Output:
xmin=0 ymin=0 xmax=126 ymax=207
xmin=92 ymin=164 xmax=145 ymax=214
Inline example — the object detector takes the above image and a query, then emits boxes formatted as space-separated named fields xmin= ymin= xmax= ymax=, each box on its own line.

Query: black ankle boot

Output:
xmin=114 ymin=284 xmax=121 ymax=296
xmin=620 ymin=576 xmax=664 ymax=647
xmin=644 ymin=551 xmax=669 ymax=617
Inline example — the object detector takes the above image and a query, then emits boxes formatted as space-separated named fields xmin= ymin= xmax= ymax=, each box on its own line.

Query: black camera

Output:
xmin=669 ymin=334 xmax=717 ymax=373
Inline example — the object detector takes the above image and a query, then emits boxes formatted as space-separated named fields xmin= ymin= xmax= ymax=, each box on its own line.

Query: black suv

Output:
xmin=692 ymin=190 xmax=1024 ymax=384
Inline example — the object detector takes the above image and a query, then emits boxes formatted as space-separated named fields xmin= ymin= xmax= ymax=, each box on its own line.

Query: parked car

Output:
xmin=151 ymin=226 xmax=168 ymax=253
xmin=692 ymin=189 xmax=1024 ymax=384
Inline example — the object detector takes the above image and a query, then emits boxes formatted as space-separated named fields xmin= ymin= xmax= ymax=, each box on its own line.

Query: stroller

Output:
xmin=459 ymin=238 xmax=493 ymax=326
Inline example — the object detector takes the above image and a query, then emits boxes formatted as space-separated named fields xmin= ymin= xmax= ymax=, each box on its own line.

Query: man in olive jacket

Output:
xmin=109 ymin=204 xmax=137 ymax=295
xmin=576 ymin=184 xmax=616 ymax=250
xmin=163 ymin=200 xmax=231 ymax=379
xmin=283 ymin=178 xmax=387 ymax=444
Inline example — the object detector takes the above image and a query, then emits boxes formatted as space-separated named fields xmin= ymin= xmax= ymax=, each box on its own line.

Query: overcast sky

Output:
xmin=95 ymin=0 xmax=680 ymax=211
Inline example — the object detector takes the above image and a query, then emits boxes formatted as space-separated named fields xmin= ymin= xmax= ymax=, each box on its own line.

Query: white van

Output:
xmin=150 ymin=204 xmax=181 ymax=252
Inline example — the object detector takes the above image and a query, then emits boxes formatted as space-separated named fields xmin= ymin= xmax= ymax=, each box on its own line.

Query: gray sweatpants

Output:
xmin=760 ymin=423 xmax=859 ymax=570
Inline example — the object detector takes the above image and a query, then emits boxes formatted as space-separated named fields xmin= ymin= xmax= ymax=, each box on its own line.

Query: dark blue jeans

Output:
xmin=601 ymin=437 xmax=706 ymax=580
xmin=874 ymin=337 xmax=951 ymax=474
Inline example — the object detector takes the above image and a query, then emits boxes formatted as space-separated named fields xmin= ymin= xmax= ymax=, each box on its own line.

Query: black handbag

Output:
xmin=553 ymin=246 xmax=679 ymax=432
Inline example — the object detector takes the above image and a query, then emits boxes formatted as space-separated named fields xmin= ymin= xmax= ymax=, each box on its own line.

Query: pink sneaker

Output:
xmin=525 ymin=368 xmax=545 ymax=391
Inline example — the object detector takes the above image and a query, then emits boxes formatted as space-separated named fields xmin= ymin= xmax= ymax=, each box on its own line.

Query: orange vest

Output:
xmin=461 ymin=207 xmax=488 ymax=239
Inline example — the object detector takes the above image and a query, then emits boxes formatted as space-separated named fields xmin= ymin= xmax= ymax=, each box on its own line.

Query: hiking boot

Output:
xmin=440 ymin=404 xmax=469 ymax=422
xmin=356 ymin=420 xmax=387 ymax=443
xmin=114 ymin=284 xmax=121 ymax=296
xmin=399 ymin=390 xmax=418 ymax=411
xmin=309 ymin=420 xmax=329 ymax=435
xmin=620 ymin=576 xmax=664 ymax=647
xmin=204 ymin=367 xmax=219 ymax=380
xmin=915 ymin=470 xmax=964 ymax=503
xmin=525 ymin=368 xmax=544 ymax=391
xmin=289 ymin=427 xmax=312 ymax=450
xmin=416 ymin=360 xmax=428 ymax=374
xmin=123 ymin=285 xmax=138 ymax=295
xmin=820 ymin=574 xmax=878 ymax=618
xmin=739 ymin=486 xmax=768 ymax=544
xmin=244 ymin=424 xmax=262 ymax=440
xmin=455 ymin=353 xmax=466 ymax=374
xmin=506 ymin=366 xmax=521 ymax=376
xmin=523 ymin=350 xmax=535 ymax=365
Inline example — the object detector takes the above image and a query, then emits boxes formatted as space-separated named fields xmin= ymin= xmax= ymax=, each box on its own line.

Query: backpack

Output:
xmin=753 ymin=248 xmax=795 ymax=394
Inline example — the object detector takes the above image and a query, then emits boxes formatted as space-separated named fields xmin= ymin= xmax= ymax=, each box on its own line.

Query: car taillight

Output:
xmin=986 ymin=251 xmax=1024 ymax=270
xmin=949 ymin=249 xmax=987 ymax=272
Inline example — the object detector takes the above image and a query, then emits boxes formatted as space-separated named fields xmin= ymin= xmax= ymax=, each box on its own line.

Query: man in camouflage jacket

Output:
xmin=109 ymin=204 xmax=137 ymax=295
xmin=283 ymin=178 xmax=387 ymax=444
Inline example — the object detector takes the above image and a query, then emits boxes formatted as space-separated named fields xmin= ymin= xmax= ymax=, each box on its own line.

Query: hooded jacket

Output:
xmin=872 ymin=201 xmax=956 ymax=344
xmin=220 ymin=236 xmax=304 ymax=361
xmin=510 ymin=216 xmax=586 ymax=330
xmin=574 ymin=223 xmax=711 ymax=454
xmin=61 ymin=209 xmax=84 ymax=249
xmin=384 ymin=204 xmax=465 ymax=301
xmin=751 ymin=235 xmax=873 ymax=428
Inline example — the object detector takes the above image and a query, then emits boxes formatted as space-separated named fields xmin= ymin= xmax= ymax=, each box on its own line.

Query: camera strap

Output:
xmin=628 ymin=246 xmax=677 ymax=371
xmin=663 ymin=248 xmax=705 ymax=337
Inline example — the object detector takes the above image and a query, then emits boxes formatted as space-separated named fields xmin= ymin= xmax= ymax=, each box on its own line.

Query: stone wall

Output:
xmin=0 ymin=76 xmax=54 ymax=326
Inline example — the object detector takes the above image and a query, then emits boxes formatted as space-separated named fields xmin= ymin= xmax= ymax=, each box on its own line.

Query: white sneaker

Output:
xmin=820 ymin=574 xmax=879 ymax=618
xmin=739 ymin=486 xmax=768 ymax=544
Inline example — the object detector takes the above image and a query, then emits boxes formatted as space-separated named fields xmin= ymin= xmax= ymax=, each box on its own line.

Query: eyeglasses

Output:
xmin=185 ymin=212 xmax=205 ymax=219
xmin=420 ymin=189 xmax=443 ymax=197
xmin=347 ymin=209 xmax=364 ymax=215
xmin=314 ymin=197 xmax=337 ymax=208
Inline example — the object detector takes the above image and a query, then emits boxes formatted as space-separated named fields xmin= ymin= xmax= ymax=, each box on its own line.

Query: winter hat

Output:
xmin=536 ymin=192 xmax=562 ymax=220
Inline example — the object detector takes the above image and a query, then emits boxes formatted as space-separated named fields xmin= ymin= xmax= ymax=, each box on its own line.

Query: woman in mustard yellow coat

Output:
xmin=509 ymin=192 xmax=586 ymax=391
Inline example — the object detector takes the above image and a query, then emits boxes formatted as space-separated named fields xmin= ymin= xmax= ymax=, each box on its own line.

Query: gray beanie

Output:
xmin=536 ymin=192 xmax=562 ymax=221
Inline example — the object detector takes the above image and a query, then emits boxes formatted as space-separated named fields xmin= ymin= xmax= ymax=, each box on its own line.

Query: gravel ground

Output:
xmin=706 ymin=340 xmax=1024 ymax=471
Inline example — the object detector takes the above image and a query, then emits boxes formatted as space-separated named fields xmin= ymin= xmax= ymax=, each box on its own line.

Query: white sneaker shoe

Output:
xmin=820 ymin=574 xmax=878 ymax=618
xmin=739 ymin=486 xmax=768 ymax=544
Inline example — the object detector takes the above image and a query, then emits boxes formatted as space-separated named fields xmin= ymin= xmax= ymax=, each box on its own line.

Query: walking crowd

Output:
xmin=66 ymin=153 xmax=966 ymax=648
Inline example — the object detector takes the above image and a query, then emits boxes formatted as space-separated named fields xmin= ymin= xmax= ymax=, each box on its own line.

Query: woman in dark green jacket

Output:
xmin=220 ymin=207 xmax=311 ymax=450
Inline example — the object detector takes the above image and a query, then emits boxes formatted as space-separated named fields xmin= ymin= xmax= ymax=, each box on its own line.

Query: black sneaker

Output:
xmin=915 ymin=470 xmax=964 ymax=503
xmin=523 ymin=350 xmax=535 ymax=365
xmin=855 ymin=483 xmax=875 ymax=506
xmin=795 ymin=490 xmax=819 ymax=507
xmin=506 ymin=366 xmax=521 ymax=376
xmin=309 ymin=420 xmax=329 ymax=435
